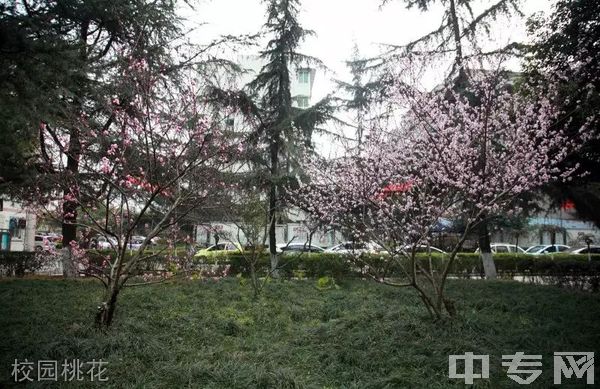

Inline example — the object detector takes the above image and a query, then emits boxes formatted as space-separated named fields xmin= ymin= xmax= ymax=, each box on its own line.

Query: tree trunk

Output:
xmin=448 ymin=0 xmax=467 ymax=86
xmin=250 ymin=262 xmax=260 ymax=298
xmin=268 ymin=197 xmax=278 ymax=274
xmin=96 ymin=285 xmax=120 ymax=328
xmin=60 ymin=127 xmax=80 ymax=279
xmin=478 ymin=220 xmax=497 ymax=279
xmin=61 ymin=247 xmax=78 ymax=278
xmin=61 ymin=19 xmax=87 ymax=276
xmin=268 ymin=133 xmax=279 ymax=275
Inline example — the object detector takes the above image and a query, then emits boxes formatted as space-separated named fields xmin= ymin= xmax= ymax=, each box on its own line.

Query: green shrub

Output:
xmin=0 ymin=251 xmax=53 ymax=277
xmin=316 ymin=276 xmax=338 ymax=290
xmin=180 ymin=251 xmax=600 ymax=275
xmin=196 ymin=252 xmax=357 ymax=279
xmin=51 ymin=249 xmax=600 ymax=291
xmin=193 ymin=251 xmax=600 ymax=290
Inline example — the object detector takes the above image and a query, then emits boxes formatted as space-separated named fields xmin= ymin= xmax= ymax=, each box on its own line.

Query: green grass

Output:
xmin=0 ymin=278 xmax=598 ymax=388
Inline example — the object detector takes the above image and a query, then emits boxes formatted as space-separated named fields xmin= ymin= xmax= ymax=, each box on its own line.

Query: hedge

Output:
xmin=197 ymin=252 xmax=600 ymax=292
xmin=0 ymin=251 xmax=52 ymax=277
xmin=196 ymin=251 xmax=600 ymax=278
xmin=3 ymin=250 xmax=599 ymax=292
xmin=79 ymin=250 xmax=600 ymax=279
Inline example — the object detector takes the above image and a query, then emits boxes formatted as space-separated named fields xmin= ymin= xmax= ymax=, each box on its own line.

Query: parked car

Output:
xmin=568 ymin=246 xmax=600 ymax=254
xmin=325 ymin=241 xmax=382 ymax=255
xmin=92 ymin=236 xmax=117 ymax=250
xmin=409 ymin=245 xmax=446 ymax=254
xmin=127 ymin=238 xmax=144 ymax=250
xmin=277 ymin=242 xmax=324 ymax=254
xmin=34 ymin=235 xmax=56 ymax=251
xmin=90 ymin=236 xmax=144 ymax=250
xmin=194 ymin=242 xmax=242 ymax=258
xmin=131 ymin=236 xmax=158 ymax=246
xmin=475 ymin=243 xmax=526 ymax=254
xmin=524 ymin=244 xmax=570 ymax=255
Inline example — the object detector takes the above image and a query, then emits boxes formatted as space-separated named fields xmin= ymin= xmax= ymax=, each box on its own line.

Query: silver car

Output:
xmin=525 ymin=244 xmax=570 ymax=255
xmin=475 ymin=243 xmax=526 ymax=254
xmin=325 ymin=241 xmax=382 ymax=255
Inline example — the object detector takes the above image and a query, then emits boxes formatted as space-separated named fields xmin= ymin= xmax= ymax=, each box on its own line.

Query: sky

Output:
xmin=180 ymin=0 xmax=555 ymax=154
xmin=183 ymin=0 xmax=553 ymax=96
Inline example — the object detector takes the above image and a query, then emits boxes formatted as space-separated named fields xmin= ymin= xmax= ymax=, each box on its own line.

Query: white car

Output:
xmin=325 ymin=241 xmax=382 ymax=255
xmin=132 ymin=236 xmax=157 ymax=246
xmin=124 ymin=235 xmax=152 ymax=250
xmin=34 ymin=235 xmax=56 ymax=251
xmin=525 ymin=244 xmax=570 ymax=255
xmin=277 ymin=242 xmax=324 ymax=253
xmin=94 ymin=236 xmax=117 ymax=250
xmin=475 ymin=243 xmax=526 ymax=254
xmin=127 ymin=239 xmax=143 ymax=250
xmin=409 ymin=245 xmax=446 ymax=254
xmin=568 ymin=246 xmax=600 ymax=254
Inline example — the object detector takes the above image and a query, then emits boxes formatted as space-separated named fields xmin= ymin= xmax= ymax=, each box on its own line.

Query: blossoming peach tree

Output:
xmin=292 ymin=70 xmax=588 ymax=319
xmin=33 ymin=59 xmax=237 ymax=327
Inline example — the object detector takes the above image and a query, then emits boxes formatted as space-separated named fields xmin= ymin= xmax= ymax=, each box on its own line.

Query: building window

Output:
xmin=297 ymin=96 xmax=309 ymax=108
xmin=9 ymin=217 xmax=26 ymax=240
xmin=297 ymin=69 xmax=310 ymax=84
xmin=225 ymin=118 xmax=234 ymax=130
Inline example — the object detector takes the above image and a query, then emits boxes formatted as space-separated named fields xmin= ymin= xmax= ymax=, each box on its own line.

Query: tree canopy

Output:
xmin=0 ymin=0 xmax=182 ymax=249
xmin=526 ymin=0 xmax=600 ymax=227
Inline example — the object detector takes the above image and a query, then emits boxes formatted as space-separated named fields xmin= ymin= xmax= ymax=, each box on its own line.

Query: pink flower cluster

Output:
xmin=292 ymin=72 xmax=585 ymax=250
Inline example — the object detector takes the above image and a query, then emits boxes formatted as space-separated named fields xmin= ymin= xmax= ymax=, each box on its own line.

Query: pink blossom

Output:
xmin=100 ymin=157 xmax=111 ymax=174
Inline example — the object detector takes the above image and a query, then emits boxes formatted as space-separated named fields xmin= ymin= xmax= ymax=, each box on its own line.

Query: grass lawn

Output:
xmin=0 ymin=278 xmax=598 ymax=388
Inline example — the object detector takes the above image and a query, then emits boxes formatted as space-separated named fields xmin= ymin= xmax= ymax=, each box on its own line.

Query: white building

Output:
xmin=235 ymin=54 xmax=316 ymax=109
xmin=0 ymin=199 xmax=36 ymax=251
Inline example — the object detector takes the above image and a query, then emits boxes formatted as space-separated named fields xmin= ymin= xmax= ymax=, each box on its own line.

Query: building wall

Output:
xmin=488 ymin=212 xmax=600 ymax=249
xmin=0 ymin=200 xmax=36 ymax=251
xmin=236 ymin=54 xmax=315 ymax=108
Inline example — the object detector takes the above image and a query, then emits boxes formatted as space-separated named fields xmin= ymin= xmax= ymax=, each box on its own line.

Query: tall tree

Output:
xmin=334 ymin=44 xmax=377 ymax=146
xmin=526 ymin=0 xmax=600 ymax=228
xmin=373 ymin=0 xmax=524 ymax=278
xmin=293 ymin=72 xmax=582 ymax=318
xmin=379 ymin=0 xmax=522 ymax=84
xmin=32 ymin=60 xmax=235 ymax=328
xmin=1 ymin=0 xmax=181 ymax=274
xmin=208 ymin=0 xmax=333 ymax=273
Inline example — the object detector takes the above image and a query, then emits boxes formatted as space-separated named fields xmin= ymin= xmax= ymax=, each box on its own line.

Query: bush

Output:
xmin=196 ymin=252 xmax=356 ymax=279
xmin=195 ymin=251 xmax=600 ymax=291
xmin=316 ymin=276 xmax=338 ymax=290
xmin=0 ymin=251 xmax=54 ymax=277
xmin=58 ymin=248 xmax=600 ymax=291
